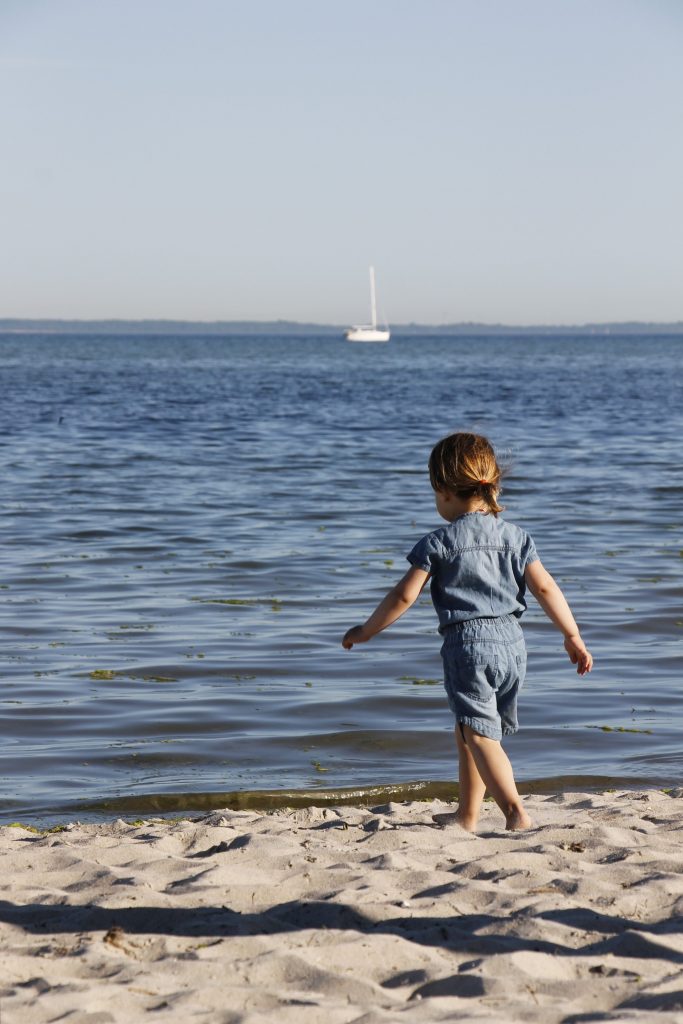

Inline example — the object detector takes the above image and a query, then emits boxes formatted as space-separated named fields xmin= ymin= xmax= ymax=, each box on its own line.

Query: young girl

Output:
xmin=342 ymin=432 xmax=592 ymax=832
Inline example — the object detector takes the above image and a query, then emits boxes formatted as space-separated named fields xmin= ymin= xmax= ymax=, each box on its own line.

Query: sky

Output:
xmin=1 ymin=0 xmax=682 ymax=325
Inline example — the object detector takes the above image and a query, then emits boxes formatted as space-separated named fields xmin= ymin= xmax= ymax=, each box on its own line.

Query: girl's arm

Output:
xmin=342 ymin=566 xmax=430 ymax=649
xmin=525 ymin=560 xmax=593 ymax=675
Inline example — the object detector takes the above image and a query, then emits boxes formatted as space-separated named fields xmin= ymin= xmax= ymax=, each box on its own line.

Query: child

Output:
xmin=342 ymin=432 xmax=592 ymax=832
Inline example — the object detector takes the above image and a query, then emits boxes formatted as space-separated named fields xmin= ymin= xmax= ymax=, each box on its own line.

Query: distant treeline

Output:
xmin=1 ymin=318 xmax=682 ymax=336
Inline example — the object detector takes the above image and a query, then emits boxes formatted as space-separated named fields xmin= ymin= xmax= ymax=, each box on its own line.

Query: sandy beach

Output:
xmin=2 ymin=788 xmax=683 ymax=1023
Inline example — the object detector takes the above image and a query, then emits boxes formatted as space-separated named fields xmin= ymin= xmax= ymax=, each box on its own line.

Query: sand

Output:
xmin=2 ymin=788 xmax=683 ymax=1023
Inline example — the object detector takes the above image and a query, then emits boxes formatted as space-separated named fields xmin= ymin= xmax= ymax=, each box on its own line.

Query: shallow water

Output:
xmin=0 ymin=333 xmax=682 ymax=823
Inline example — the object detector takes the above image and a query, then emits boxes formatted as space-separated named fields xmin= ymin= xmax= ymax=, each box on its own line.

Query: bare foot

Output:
xmin=454 ymin=811 xmax=479 ymax=832
xmin=431 ymin=810 xmax=479 ymax=832
xmin=505 ymin=807 xmax=533 ymax=831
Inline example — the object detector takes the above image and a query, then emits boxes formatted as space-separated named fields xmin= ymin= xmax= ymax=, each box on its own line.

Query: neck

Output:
xmin=455 ymin=496 xmax=488 ymax=516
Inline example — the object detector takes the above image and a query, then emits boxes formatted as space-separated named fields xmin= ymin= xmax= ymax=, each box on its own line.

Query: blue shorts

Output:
xmin=440 ymin=615 xmax=527 ymax=740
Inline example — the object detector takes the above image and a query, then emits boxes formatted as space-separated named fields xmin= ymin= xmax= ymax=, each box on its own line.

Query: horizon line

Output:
xmin=1 ymin=316 xmax=683 ymax=332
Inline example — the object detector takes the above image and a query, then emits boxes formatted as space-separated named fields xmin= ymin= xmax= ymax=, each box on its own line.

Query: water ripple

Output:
xmin=1 ymin=333 xmax=682 ymax=823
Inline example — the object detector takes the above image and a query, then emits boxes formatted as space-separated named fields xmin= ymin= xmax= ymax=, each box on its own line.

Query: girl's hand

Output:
xmin=564 ymin=634 xmax=593 ymax=676
xmin=342 ymin=625 xmax=369 ymax=650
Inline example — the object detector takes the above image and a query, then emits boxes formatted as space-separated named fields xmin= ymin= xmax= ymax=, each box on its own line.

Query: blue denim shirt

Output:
xmin=407 ymin=512 xmax=539 ymax=631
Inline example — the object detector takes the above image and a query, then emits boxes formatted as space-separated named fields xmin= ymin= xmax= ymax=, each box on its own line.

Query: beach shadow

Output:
xmin=564 ymin=986 xmax=683 ymax=1022
xmin=538 ymin=905 xmax=683 ymax=937
xmin=1 ymin=898 xmax=682 ymax=966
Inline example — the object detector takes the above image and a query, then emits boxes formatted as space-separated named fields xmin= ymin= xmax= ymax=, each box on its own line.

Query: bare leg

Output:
xmin=461 ymin=725 xmax=532 ymax=830
xmin=454 ymin=724 xmax=486 ymax=831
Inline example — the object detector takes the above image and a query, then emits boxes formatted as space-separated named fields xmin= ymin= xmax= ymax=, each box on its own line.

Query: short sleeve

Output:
xmin=521 ymin=532 xmax=539 ymax=568
xmin=407 ymin=532 xmax=441 ymax=574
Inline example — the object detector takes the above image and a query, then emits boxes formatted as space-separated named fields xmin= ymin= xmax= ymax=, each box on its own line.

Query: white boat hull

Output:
xmin=345 ymin=267 xmax=390 ymax=342
xmin=345 ymin=327 xmax=390 ymax=343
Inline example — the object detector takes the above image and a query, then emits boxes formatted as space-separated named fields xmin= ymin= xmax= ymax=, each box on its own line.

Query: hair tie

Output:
xmin=479 ymin=479 xmax=488 ymax=486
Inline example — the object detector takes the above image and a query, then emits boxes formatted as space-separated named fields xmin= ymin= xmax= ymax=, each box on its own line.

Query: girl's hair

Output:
xmin=428 ymin=432 xmax=504 ymax=516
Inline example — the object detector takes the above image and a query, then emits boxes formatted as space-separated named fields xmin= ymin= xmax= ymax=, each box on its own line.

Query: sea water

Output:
xmin=1 ymin=332 xmax=681 ymax=823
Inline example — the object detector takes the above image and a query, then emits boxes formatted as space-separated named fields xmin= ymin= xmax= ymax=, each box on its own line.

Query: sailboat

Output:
xmin=345 ymin=266 xmax=390 ymax=342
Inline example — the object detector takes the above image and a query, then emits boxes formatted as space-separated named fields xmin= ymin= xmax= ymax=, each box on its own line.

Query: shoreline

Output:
xmin=3 ymin=787 xmax=683 ymax=1021
xmin=1 ymin=773 xmax=666 ymax=830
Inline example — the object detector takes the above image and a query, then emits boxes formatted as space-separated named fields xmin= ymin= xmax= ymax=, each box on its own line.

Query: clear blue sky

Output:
xmin=1 ymin=0 xmax=681 ymax=324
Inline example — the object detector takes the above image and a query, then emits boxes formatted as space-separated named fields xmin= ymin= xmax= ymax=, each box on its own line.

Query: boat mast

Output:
xmin=369 ymin=265 xmax=377 ymax=329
